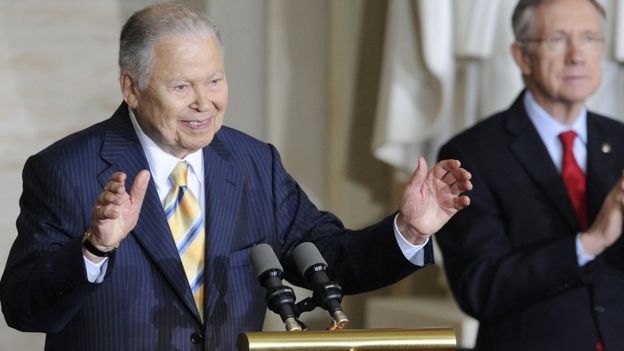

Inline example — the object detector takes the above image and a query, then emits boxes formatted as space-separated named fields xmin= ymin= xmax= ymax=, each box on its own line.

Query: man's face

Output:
xmin=514 ymin=0 xmax=604 ymax=113
xmin=126 ymin=35 xmax=228 ymax=158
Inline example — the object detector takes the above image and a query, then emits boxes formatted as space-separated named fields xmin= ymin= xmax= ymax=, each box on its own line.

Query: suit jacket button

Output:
xmin=594 ymin=305 xmax=605 ymax=313
xmin=191 ymin=333 xmax=204 ymax=344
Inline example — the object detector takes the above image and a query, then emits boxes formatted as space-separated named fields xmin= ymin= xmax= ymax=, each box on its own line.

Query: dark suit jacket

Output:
xmin=0 ymin=103 xmax=430 ymax=351
xmin=437 ymin=92 xmax=624 ymax=351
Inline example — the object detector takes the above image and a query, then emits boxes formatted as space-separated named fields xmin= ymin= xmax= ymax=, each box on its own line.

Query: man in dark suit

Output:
xmin=0 ymin=2 xmax=472 ymax=350
xmin=437 ymin=0 xmax=624 ymax=350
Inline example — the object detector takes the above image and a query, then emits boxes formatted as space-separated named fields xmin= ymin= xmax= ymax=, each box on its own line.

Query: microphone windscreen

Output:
xmin=250 ymin=243 xmax=283 ymax=277
xmin=293 ymin=242 xmax=327 ymax=274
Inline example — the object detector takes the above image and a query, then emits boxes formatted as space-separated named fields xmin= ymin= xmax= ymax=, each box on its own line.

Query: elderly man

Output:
xmin=437 ymin=0 xmax=624 ymax=350
xmin=0 ymin=2 xmax=472 ymax=350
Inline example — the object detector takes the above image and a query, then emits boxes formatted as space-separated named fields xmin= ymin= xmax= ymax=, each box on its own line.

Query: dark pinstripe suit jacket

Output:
xmin=0 ymin=103 xmax=430 ymax=350
xmin=437 ymin=93 xmax=624 ymax=351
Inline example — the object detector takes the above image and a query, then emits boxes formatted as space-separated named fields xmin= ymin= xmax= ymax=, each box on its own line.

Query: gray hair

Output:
xmin=119 ymin=1 xmax=223 ymax=89
xmin=511 ymin=0 xmax=606 ymax=42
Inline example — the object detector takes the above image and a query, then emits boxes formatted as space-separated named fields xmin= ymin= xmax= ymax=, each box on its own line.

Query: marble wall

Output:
xmin=0 ymin=2 xmax=124 ymax=349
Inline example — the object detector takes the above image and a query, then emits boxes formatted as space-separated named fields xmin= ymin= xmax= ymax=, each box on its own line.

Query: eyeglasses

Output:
xmin=522 ymin=33 xmax=604 ymax=53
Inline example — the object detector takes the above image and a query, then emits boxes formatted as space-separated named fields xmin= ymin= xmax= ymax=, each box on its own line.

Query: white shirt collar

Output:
xmin=128 ymin=108 xmax=204 ymax=202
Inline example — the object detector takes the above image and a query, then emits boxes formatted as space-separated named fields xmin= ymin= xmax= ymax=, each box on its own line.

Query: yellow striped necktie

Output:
xmin=164 ymin=162 xmax=205 ymax=320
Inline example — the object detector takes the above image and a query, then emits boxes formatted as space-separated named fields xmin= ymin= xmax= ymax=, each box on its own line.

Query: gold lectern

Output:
xmin=238 ymin=328 xmax=456 ymax=350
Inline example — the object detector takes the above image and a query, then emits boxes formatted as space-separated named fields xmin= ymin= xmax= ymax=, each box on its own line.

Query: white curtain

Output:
xmin=374 ymin=0 xmax=624 ymax=172
xmin=373 ymin=0 xmax=454 ymax=172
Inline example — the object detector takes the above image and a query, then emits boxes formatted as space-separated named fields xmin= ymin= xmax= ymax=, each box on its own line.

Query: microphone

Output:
xmin=293 ymin=242 xmax=349 ymax=329
xmin=250 ymin=243 xmax=302 ymax=331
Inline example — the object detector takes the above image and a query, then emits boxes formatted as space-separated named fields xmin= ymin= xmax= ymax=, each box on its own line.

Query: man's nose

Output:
xmin=190 ymin=87 xmax=213 ymax=112
xmin=565 ymin=39 xmax=586 ymax=64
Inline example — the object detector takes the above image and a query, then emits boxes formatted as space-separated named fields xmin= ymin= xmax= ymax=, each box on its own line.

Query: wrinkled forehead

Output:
xmin=149 ymin=35 xmax=225 ymax=81
xmin=150 ymin=34 xmax=222 ymax=65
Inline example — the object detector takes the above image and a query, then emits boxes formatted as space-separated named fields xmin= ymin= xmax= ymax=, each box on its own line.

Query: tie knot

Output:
xmin=559 ymin=130 xmax=577 ymax=150
xmin=170 ymin=162 xmax=189 ymax=187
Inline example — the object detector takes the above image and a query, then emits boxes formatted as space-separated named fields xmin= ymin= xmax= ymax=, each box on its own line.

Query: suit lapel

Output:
xmin=505 ymin=95 xmax=580 ymax=231
xmin=201 ymin=136 xmax=244 ymax=320
xmin=586 ymin=114 xmax=619 ymax=223
xmin=97 ymin=104 xmax=203 ymax=324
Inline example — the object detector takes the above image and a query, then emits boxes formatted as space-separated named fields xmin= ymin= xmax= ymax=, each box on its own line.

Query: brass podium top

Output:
xmin=238 ymin=328 xmax=456 ymax=351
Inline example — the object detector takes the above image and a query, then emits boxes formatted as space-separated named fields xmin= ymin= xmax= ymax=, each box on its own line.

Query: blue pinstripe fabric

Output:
xmin=0 ymin=103 xmax=428 ymax=350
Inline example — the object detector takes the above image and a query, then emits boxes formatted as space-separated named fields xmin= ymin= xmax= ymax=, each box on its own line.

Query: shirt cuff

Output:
xmin=84 ymin=256 xmax=109 ymax=283
xmin=575 ymin=233 xmax=596 ymax=266
xmin=393 ymin=214 xmax=428 ymax=266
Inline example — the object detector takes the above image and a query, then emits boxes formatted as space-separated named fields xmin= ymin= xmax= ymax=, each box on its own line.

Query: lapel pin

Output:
xmin=601 ymin=143 xmax=611 ymax=154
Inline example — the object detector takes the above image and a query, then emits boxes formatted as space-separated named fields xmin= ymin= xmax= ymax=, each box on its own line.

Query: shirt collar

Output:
xmin=523 ymin=91 xmax=587 ymax=145
xmin=128 ymin=108 xmax=204 ymax=193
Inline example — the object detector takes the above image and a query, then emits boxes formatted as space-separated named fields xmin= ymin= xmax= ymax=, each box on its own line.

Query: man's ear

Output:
xmin=120 ymin=72 xmax=139 ymax=109
xmin=511 ymin=42 xmax=532 ymax=76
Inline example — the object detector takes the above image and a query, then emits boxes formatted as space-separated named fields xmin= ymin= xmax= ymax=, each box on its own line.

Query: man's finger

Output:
xmin=408 ymin=156 xmax=428 ymax=187
xmin=450 ymin=167 xmax=471 ymax=181
xmin=432 ymin=159 xmax=461 ymax=179
xmin=104 ymin=173 xmax=127 ymax=194
xmin=97 ymin=191 xmax=124 ymax=206
xmin=451 ymin=180 xmax=473 ymax=194
xmin=129 ymin=170 xmax=151 ymax=208
xmin=441 ymin=170 xmax=457 ymax=185
xmin=454 ymin=195 xmax=471 ymax=209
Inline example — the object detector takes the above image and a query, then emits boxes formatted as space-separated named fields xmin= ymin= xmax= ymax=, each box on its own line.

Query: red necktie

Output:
xmin=560 ymin=131 xmax=602 ymax=350
xmin=559 ymin=131 xmax=588 ymax=230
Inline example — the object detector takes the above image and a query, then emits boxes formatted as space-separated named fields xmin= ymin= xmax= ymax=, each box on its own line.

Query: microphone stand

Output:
xmin=295 ymin=293 xmax=349 ymax=330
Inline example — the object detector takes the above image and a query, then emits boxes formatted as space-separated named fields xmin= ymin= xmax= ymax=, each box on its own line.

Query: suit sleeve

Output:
xmin=0 ymin=154 xmax=107 ymax=332
xmin=264 ymin=144 xmax=430 ymax=294
xmin=436 ymin=142 xmax=587 ymax=322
